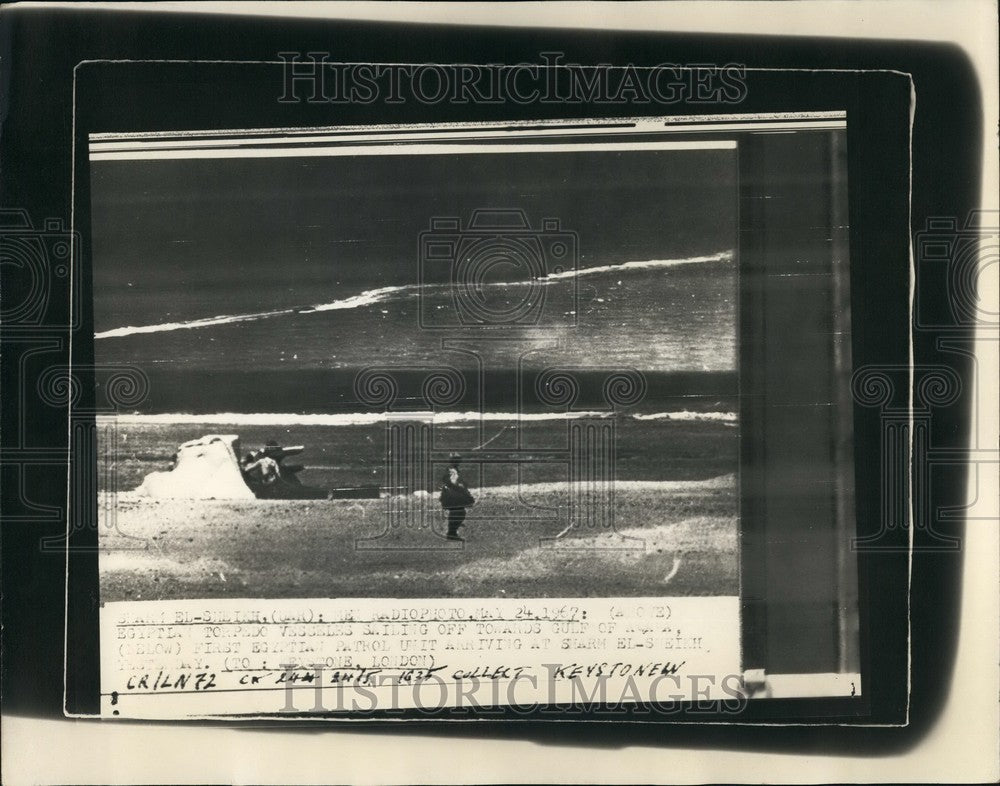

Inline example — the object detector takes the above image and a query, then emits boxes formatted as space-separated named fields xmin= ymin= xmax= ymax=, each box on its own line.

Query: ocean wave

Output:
xmin=541 ymin=251 xmax=732 ymax=281
xmin=297 ymin=285 xmax=411 ymax=313
xmin=95 ymin=250 xmax=733 ymax=339
xmin=94 ymin=307 xmax=298 ymax=339
xmin=98 ymin=410 xmax=737 ymax=426
xmin=633 ymin=410 xmax=737 ymax=423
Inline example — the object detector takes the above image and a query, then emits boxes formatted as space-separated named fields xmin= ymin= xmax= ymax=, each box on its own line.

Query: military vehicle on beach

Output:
xmin=135 ymin=434 xmax=379 ymax=500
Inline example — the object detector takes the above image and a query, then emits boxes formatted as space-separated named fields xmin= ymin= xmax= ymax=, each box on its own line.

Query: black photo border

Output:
xmin=0 ymin=5 xmax=981 ymax=755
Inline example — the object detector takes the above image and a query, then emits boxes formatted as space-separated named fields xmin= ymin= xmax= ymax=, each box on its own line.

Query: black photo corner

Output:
xmin=0 ymin=2 xmax=987 ymax=757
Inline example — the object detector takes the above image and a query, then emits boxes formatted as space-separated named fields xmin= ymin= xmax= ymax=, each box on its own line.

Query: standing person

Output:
xmin=439 ymin=459 xmax=474 ymax=541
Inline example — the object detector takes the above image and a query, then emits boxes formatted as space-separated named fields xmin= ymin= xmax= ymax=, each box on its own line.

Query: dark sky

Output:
xmin=90 ymin=148 xmax=737 ymax=331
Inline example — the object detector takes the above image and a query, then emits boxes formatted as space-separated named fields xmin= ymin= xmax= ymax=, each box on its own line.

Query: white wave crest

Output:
xmin=633 ymin=410 xmax=737 ymax=423
xmin=98 ymin=410 xmax=736 ymax=426
xmin=96 ymin=250 xmax=733 ymax=339
xmin=540 ymin=250 xmax=733 ymax=281
xmin=94 ymin=307 xmax=298 ymax=339
xmin=298 ymin=285 xmax=411 ymax=313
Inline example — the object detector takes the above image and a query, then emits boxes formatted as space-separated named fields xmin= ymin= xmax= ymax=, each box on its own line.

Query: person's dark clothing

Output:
xmin=446 ymin=507 xmax=467 ymax=539
xmin=440 ymin=480 xmax=474 ymax=509
xmin=440 ymin=473 xmax=474 ymax=540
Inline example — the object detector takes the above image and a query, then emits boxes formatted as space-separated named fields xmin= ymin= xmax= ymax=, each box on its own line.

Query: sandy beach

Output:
xmin=99 ymin=475 xmax=738 ymax=601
